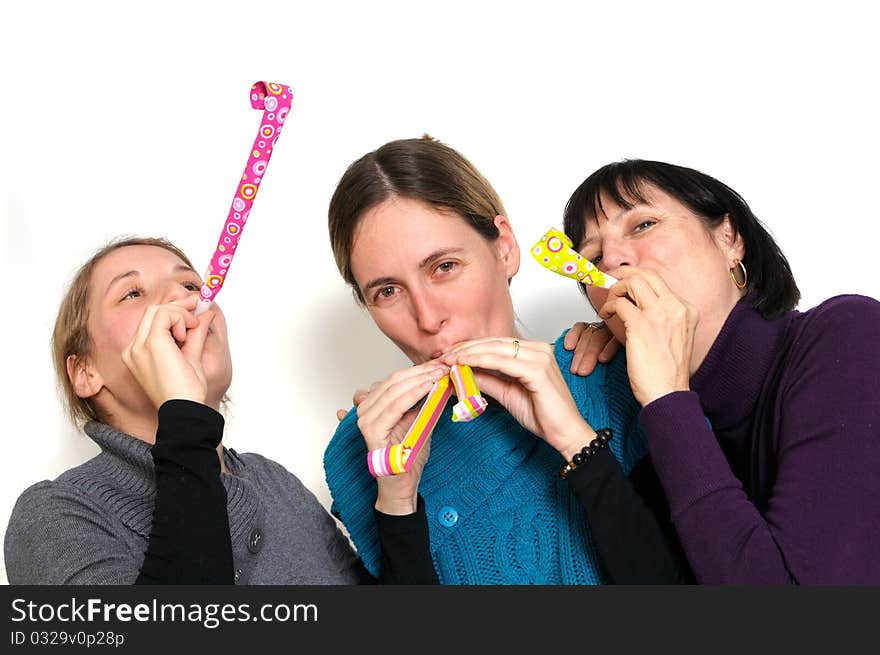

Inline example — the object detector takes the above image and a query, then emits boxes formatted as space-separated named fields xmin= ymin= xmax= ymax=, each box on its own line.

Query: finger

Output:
xmin=470 ymin=369 xmax=510 ymax=403
xmin=357 ymin=376 xmax=442 ymax=446
xmin=336 ymin=409 xmax=348 ymax=422
xmin=443 ymin=342 xmax=554 ymax=390
xmin=569 ymin=330 xmax=589 ymax=374
xmin=563 ymin=323 xmax=588 ymax=351
xmin=157 ymin=306 xmax=194 ymax=345
xmin=598 ymin=291 xmax=633 ymax=321
xmin=630 ymin=268 xmax=672 ymax=298
xmin=367 ymin=360 xmax=447 ymax=401
xmin=441 ymin=337 xmax=543 ymax=365
xmin=440 ymin=336 xmax=506 ymax=360
xmin=597 ymin=336 xmax=621 ymax=363
xmin=573 ymin=332 xmax=599 ymax=376
xmin=357 ymin=366 xmax=447 ymax=427
xmin=352 ymin=388 xmax=369 ymax=406
xmin=386 ymin=406 xmax=422 ymax=443
xmin=131 ymin=304 xmax=160 ymax=352
xmin=180 ymin=308 xmax=212 ymax=360
xmin=570 ymin=324 xmax=602 ymax=374
xmin=138 ymin=303 xmax=197 ymax=346
xmin=599 ymin=295 xmax=641 ymax=328
xmin=358 ymin=365 xmax=447 ymax=417
xmin=609 ymin=275 xmax=658 ymax=310
xmin=172 ymin=293 xmax=200 ymax=313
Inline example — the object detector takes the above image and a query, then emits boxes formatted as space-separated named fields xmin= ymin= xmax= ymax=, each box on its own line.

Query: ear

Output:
xmin=493 ymin=215 xmax=521 ymax=279
xmin=66 ymin=354 xmax=104 ymax=400
xmin=716 ymin=215 xmax=745 ymax=264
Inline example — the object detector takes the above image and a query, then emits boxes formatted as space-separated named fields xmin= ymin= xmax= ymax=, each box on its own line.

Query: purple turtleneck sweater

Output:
xmin=639 ymin=293 xmax=880 ymax=584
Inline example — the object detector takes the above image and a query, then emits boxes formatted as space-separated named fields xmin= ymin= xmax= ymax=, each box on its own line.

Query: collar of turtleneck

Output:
xmin=80 ymin=421 xmax=256 ymax=541
xmin=83 ymin=422 xmax=158 ymax=495
xmin=689 ymin=293 xmax=792 ymax=433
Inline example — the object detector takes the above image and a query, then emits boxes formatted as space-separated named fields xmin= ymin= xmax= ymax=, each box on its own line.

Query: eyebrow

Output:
xmin=362 ymin=247 xmax=465 ymax=293
xmin=104 ymin=264 xmax=199 ymax=296
xmin=579 ymin=205 xmax=649 ymax=249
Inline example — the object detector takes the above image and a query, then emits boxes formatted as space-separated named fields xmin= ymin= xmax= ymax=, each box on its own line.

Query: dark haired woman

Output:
xmin=542 ymin=160 xmax=880 ymax=583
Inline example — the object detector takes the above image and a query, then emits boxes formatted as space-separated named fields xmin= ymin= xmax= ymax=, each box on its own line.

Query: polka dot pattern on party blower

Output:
xmin=530 ymin=227 xmax=617 ymax=289
xmin=195 ymin=81 xmax=293 ymax=315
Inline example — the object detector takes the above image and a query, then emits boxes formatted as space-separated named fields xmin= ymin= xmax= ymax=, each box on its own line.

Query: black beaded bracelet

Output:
xmin=559 ymin=428 xmax=613 ymax=480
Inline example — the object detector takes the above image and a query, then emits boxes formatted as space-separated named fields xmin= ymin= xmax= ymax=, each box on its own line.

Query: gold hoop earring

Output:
xmin=730 ymin=259 xmax=747 ymax=289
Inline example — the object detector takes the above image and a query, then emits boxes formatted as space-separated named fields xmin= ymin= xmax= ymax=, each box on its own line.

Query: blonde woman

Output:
xmin=5 ymin=237 xmax=419 ymax=584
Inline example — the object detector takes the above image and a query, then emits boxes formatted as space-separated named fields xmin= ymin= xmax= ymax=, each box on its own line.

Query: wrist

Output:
xmin=559 ymin=428 xmax=614 ymax=480
xmin=639 ymin=384 xmax=689 ymax=408
xmin=375 ymin=492 xmax=418 ymax=516
xmin=155 ymin=391 xmax=207 ymax=410
xmin=557 ymin=421 xmax=597 ymax=461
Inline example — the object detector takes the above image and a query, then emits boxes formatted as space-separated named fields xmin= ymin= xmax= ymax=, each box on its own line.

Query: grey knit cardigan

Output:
xmin=5 ymin=422 xmax=361 ymax=584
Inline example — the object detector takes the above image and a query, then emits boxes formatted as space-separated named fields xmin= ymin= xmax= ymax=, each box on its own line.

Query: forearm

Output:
xmin=640 ymin=392 xmax=791 ymax=584
xmin=568 ymin=449 xmax=690 ymax=584
xmin=375 ymin=496 xmax=439 ymax=584
xmin=136 ymin=400 xmax=234 ymax=584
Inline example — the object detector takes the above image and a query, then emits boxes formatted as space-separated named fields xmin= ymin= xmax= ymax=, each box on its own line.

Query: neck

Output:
xmin=689 ymin=291 xmax=790 ymax=431
xmin=99 ymin=400 xmax=229 ymax=474
xmin=688 ymin=290 xmax=746 ymax=375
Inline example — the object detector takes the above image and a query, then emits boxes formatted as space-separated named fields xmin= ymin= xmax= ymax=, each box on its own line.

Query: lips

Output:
xmin=429 ymin=338 xmax=467 ymax=360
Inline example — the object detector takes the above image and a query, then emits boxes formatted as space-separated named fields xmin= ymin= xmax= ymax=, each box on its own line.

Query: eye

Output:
xmin=373 ymin=286 xmax=400 ymax=303
xmin=183 ymin=281 xmax=201 ymax=292
xmin=121 ymin=286 xmax=144 ymax=301
xmin=589 ymin=253 xmax=603 ymax=266
xmin=435 ymin=261 xmax=457 ymax=274
xmin=633 ymin=220 xmax=656 ymax=233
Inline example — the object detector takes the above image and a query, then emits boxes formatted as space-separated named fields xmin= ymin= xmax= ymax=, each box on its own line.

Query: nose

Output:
xmin=410 ymin=285 xmax=449 ymax=334
xmin=162 ymin=281 xmax=195 ymax=306
xmin=599 ymin=236 xmax=636 ymax=271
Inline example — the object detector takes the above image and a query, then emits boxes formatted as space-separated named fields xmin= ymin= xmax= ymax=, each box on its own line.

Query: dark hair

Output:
xmin=562 ymin=159 xmax=800 ymax=319
xmin=328 ymin=136 xmax=507 ymax=305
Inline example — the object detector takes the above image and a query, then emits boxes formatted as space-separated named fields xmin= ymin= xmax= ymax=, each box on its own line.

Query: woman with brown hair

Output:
xmin=324 ymin=137 xmax=692 ymax=584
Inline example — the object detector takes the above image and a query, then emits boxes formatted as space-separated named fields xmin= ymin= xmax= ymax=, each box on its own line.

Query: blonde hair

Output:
xmin=52 ymin=236 xmax=196 ymax=426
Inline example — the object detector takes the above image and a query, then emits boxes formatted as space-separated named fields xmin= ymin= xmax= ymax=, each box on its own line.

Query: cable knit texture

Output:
xmin=5 ymin=422 xmax=361 ymax=585
xmin=324 ymin=330 xmax=647 ymax=584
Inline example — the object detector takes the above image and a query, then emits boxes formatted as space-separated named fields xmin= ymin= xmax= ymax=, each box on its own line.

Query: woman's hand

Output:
xmin=440 ymin=338 xmax=596 ymax=461
xmin=354 ymin=362 xmax=449 ymax=515
xmin=563 ymin=321 xmax=621 ymax=375
xmin=122 ymin=295 xmax=213 ymax=409
xmin=598 ymin=267 xmax=697 ymax=406
xmin=336 ymin=388 xmax=370 ymax=421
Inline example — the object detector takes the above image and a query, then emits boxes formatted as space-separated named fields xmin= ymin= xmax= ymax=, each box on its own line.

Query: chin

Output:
xmin=605 ymin=319 xmax=626 ymax=345
xmin=204 ymin=368 xmax=233 ymax=400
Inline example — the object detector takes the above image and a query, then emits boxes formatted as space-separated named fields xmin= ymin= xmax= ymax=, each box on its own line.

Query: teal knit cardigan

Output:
xmin=323 ymin=331 xmax=647 ymax=584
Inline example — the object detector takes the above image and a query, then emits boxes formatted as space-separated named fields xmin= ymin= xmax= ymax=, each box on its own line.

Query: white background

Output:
xmin=1 ymin=1 xmax=877 ymax=584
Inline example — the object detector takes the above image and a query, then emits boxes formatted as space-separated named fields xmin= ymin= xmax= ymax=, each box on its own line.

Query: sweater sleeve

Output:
xmin=375 ymin=496 xmax=439 ymax=584
xmin=567 ymin=450 xmax=692 ymax=584
xmin=136 ymin=399 xmax=233 ymax=584
xmin=325 ymin=414 xmax=439 ymax=584
xmin=640 ymin=296 xmax=880 ymax=584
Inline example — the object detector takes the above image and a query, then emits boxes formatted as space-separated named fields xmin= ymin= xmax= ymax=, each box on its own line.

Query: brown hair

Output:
xmin=328 ymin=136 xmax=507 ymax=305
xmin=52 ymin=236 xmax=196 ymax=426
